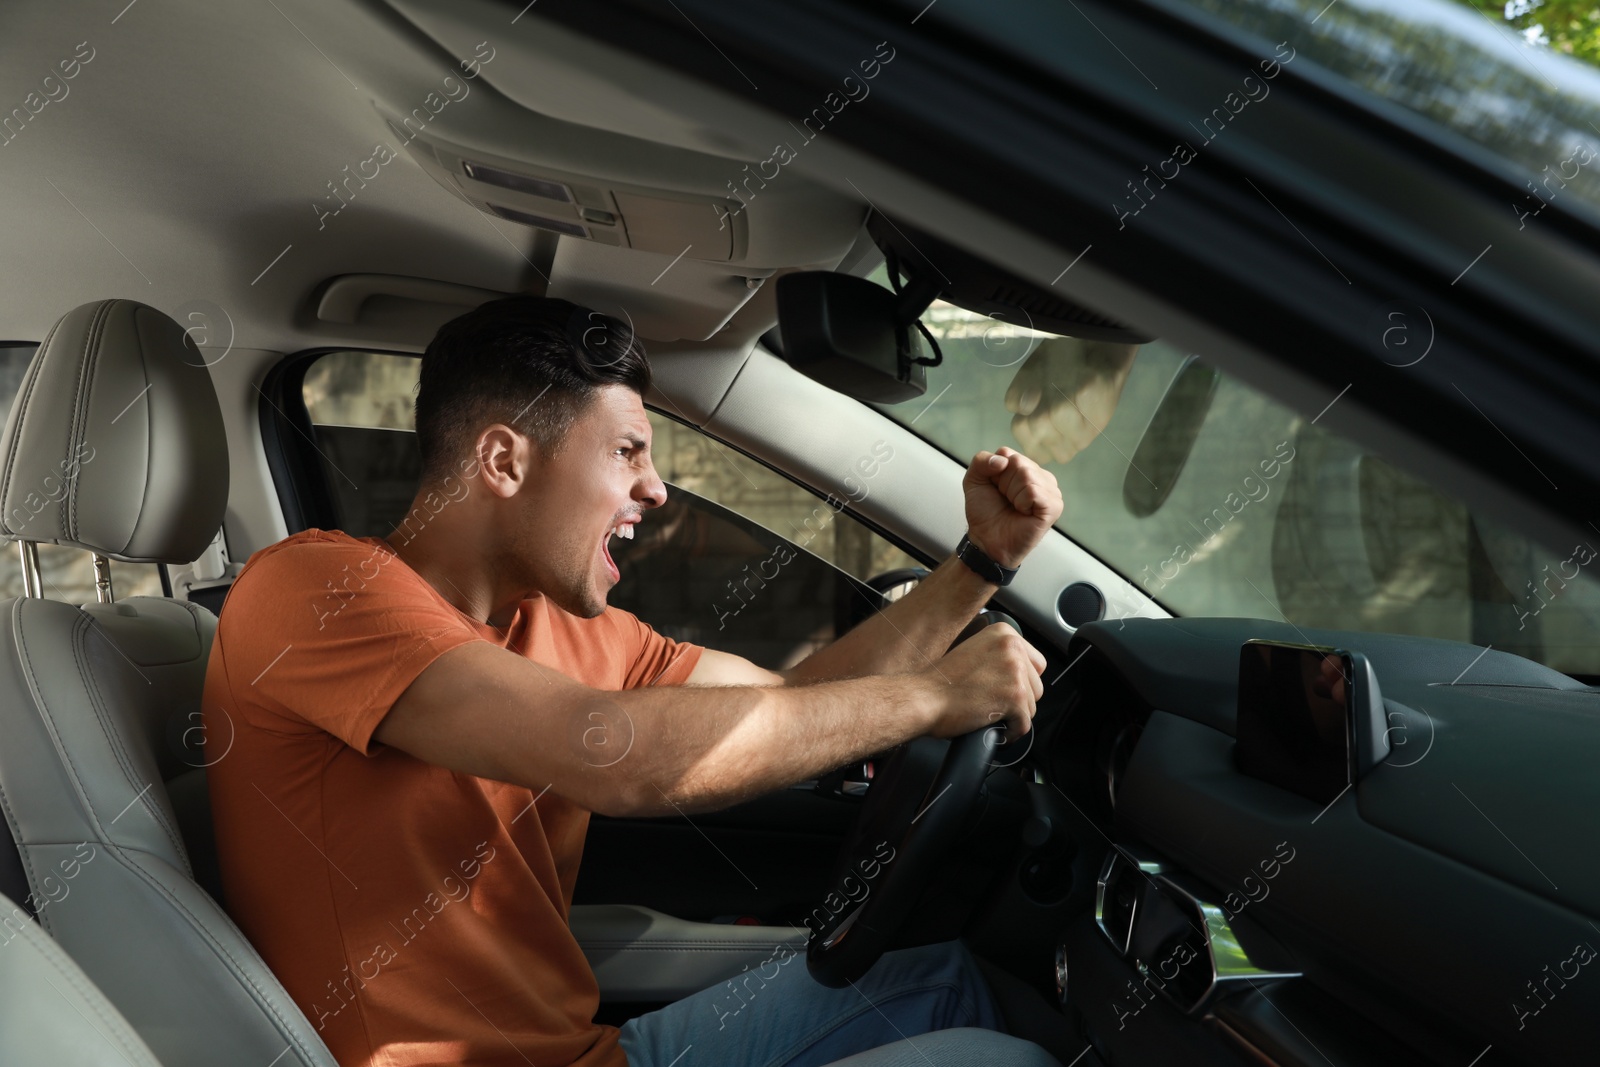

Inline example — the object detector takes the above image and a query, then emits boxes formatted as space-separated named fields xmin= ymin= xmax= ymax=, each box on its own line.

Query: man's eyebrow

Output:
xmin=619 ymin=433 xmax=648 ymax=449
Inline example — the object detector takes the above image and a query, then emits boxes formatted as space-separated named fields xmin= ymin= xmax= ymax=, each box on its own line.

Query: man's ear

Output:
xmin=475 ymin=424 xmax=534 ymax=499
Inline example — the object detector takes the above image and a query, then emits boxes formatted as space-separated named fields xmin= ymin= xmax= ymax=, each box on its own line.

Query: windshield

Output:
xmin=1172 ymin=0 xmax=1600 ymax=222
xmin=874 ymin=291 xmax=1600 ymax=679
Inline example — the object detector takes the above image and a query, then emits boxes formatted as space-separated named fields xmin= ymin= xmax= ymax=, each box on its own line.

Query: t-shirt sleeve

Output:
xmin=216 ymin=537 xmax=484 ymax=755
xmin=610 ymin=608 xmax=705 ymax=689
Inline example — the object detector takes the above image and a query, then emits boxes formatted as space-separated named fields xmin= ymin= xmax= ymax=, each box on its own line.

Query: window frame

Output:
xmin=259 ymin=348 xmax=348 ymax=534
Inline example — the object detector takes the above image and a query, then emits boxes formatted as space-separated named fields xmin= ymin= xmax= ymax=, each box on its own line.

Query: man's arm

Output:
xmin=681 ymin=552 xmax=994 ymax=687
xmin=779 ymin=551 xmax=999 ymax=684
xmin=373 ymin=624 xmax=1043 ymax=818
xmin=689 ymin=446 xmax=1064 ymax=687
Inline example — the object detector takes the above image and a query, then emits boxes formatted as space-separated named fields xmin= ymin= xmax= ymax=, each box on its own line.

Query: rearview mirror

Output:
xmin=774 ymin=272 xmax=929 ymax=403
xmin=1123 ymin=356 xmax=1219 ymax=518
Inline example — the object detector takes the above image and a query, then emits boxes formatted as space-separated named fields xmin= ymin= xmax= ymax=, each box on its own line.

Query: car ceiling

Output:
xmin=0 ymin=0 xmax=1179 ymax=637
xmin=10 ymin=0 xmax=1600 ymax=583
xmin=0 ymin=0 xmax=866 ymax=355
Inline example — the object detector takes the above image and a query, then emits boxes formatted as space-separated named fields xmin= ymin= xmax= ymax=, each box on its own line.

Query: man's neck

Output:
xmin=384 ymin=516 xmax=525 ymax=630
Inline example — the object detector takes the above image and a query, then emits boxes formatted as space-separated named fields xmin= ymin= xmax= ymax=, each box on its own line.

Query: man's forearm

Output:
xmin=596 ymin=671 xmax=945 ymax=816
xmin=781 ymin=553 xmax=998 ymax=684
xmin=380 ymin=641 xmax=949 ymax=822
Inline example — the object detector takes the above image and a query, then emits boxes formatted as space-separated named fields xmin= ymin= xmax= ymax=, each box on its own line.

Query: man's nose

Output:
xmin=637 ymin=462 xmax=667 ymax=509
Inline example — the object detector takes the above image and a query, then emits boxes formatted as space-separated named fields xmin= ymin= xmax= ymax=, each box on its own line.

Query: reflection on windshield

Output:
xmin=1174 ymin=0 xmax=1600 ymax=221
xmin=880 ymin=302 xmax=1600 ymax=678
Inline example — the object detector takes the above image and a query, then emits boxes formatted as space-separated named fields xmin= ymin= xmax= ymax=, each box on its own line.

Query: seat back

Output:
xmin=0 ymin=299 xmax=335 ymax=1067
xmin=0 ymin=890 xmax=163 ymax=1067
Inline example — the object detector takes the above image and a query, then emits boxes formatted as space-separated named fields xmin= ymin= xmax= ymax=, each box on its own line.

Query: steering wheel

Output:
xmin=805 ymin=610 xmax=1019 ymax=987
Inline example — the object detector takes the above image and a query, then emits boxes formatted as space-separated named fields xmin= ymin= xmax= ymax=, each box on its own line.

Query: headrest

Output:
xmin=0 ymin=300 xmax=228 ymax=564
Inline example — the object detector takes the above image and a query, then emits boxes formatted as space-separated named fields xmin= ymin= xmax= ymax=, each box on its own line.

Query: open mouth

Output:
xmin=599 ymin=519 xmax=635 ymax=582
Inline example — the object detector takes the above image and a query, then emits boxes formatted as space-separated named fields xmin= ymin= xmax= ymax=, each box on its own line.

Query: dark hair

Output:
xmin=414 ymin=296 xmax=651 ymax=483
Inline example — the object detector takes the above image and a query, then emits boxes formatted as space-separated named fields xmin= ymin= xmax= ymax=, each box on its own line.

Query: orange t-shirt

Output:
xmin=203 ymin=528 xmax=704 ymax=1067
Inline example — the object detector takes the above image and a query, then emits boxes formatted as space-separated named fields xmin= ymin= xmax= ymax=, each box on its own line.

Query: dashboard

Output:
xmin=1024 ymin=616 xmax=1600 ymax=1066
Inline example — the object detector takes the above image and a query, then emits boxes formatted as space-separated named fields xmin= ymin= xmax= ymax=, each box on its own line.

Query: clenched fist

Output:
xmin=963 ymin=447 xmax=1065 ymax=571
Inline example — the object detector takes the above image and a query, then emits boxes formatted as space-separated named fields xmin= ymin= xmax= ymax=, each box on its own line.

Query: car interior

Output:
xmin=2 ymin=0 xmax=1599 ymax=1065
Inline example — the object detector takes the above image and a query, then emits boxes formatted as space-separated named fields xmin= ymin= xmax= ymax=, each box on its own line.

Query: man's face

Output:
xmin=513 ymin=384 xmax=665 ymax=618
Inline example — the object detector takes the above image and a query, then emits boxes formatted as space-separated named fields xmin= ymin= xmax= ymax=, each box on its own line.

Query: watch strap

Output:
xmin=956 ymin=533 xmax=1017 ymax=587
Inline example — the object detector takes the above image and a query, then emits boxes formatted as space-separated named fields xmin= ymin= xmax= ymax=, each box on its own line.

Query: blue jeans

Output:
xmin=617 ymin=939 xmax=1015 ymax=1067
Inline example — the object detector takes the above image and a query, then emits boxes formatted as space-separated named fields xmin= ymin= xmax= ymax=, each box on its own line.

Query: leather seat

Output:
xmin=0 ymin=300 xmax=336 ymax=1066
xmin=0 ymin=889 xmax=164 ymax=1067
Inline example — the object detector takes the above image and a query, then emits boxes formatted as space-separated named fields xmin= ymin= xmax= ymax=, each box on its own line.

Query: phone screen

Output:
xmin=1235 ymin=642 xmax=1353 ymax=806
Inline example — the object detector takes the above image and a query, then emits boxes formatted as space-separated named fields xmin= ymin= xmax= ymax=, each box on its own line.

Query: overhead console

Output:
xmin=372 ymin=0 xmax=868 ymax=343
xmin=376 ymin=109 xmax=800 ymax=341
xmin=399 ymin=131 xmax=749 ymax=262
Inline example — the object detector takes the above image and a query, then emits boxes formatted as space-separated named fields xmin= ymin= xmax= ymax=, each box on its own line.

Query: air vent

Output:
xmin=1095 ymin=846 xmax=1162 ymax=957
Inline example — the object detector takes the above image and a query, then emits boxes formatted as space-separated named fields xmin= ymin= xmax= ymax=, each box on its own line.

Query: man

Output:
xmin=204 ymin=296 xmax=1064 ymax=1067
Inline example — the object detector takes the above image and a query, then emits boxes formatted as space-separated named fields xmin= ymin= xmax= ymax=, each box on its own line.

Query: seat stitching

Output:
xmin=0 ymin=617 xmax=47 ymax=930
xmin=0 ymin=500 xmax=317 ymax=1059
xmin=14 ymin=601 xmax=188 ymax=870
xmin=172 ymin=596 xmax=214 ymax=634
xmin=66 ymin=300 xmax=111 ymax=539
xmin=123 ymin=305 xmax=157 ymax=557
xmin=0 ymin=600 xmax=52 ymax=931
xmin=10 ymin=604 xmax=112 ymax=844
xmin=69 ymin=610 xmax=189 ymax=868
xmin=96 ymin=840 xmax=330 ymax=1066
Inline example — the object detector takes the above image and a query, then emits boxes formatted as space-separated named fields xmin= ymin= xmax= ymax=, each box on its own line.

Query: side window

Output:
xmin=299 ymin=350 xmax=422 ymax=538
xmin=299 ymin=351 xmax=924 ymax=670
xmin=635 ymin=411 xmax=922 ymax=668
xmin=0 ymin=345 xmax=164 ymax=603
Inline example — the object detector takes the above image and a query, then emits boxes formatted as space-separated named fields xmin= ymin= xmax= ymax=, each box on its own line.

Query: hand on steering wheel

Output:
xmin=805 ymin=611 xmax=1042 ymax=987
xmin=924 ymin=613 xmax=1045 ymax=740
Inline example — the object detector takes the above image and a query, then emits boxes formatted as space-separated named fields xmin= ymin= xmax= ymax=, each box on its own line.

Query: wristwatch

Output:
xmin=955 ymin=533 xmax=1017 ymax=587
